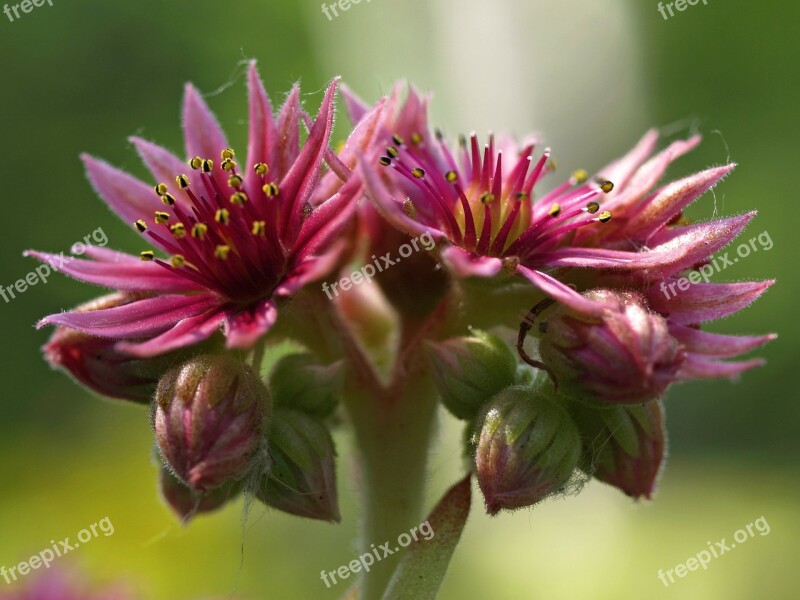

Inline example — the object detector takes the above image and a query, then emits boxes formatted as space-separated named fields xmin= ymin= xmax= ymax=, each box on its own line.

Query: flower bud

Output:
xmin=269 ymin=353 xmax=343 ymax=418
xmin=256 ymin=408 xmax=340 ymax=522
xmin=158 ymin=464 xmax=242 ymax=523
xmin=42 ymin=292 xmax=178 ymax=403
xmin=426 ymin=330 xmax=518 ymax=419
xmin=572 ymin=400 xmax=666 ymax=499
xmin=538 ymin=289 xmax=685 ymax=404
xmin=154 ymin=354 xmax=268 ymax=492
xmin=472 ymin=386 xmax=581 ymax=515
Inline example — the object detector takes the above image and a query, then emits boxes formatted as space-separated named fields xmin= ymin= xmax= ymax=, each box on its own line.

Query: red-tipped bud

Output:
xmin=256 ymin=409 xmax=340 ymax=522
xmin=539 ymin=289 xmax=685 ymax=404
xmin=426 ymin=330 xmax=518 ymax=420
xmin=572 ymin=400 xmax=666 ymax=499
xmin=269 ymin=353 xmax=343 ymax=418
xmin=158 ymin=464 xmax=242 ymax=523
xmin=472 ymin=386 xmax=581 ymax=515
xmin=153 ymin=354 xmax=268 ymax=492
xmin=42 ymin=292 xmax=178 ymax=402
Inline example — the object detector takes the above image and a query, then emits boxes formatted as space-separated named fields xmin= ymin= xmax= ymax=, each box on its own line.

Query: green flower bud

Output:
xmin=256 ymin=409 xmax=340 ymax=522
xmin=472 ymin=385 xmax=581 ymax=515
xmin=426 ymin=330 xmax=518 ymax=419
xmin=269 ymin=353 xmax=343 ymax=418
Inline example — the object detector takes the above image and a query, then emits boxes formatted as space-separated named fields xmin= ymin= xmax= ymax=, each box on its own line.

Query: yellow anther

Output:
xmin=215 ymin=208 xmax=230 ymax=224
xmin=548 ymin=158 xmax=558 ymax=171
xmin=170 ymin=254 xmax=186 ymax=267
xmin=221 ymin=148 xmax=235 ymax=160
xmin=252 ymin=220 xmax=266 ymax=236
xmin=262 ymin=182 xmax=279 ymax=197
xmin=176 ymin=174 xmax=190 ymax=188
xmin=599 ymin=180 xmax=615 ymax=194
xmin=191 ymin=223 xmax=208 ymax=239
xmin=189 ymin=157 xmax=203 ymax=170
xmin=221 ymin=158 xmax=236 ymax=172
xmin=480 ymin=192 xmax=495 ymax=205
xmin=572 ymin=169 xmax=588 ymax=184
xmin=201 ymin=159 xmax=213 ymax=173
xmin=214 ymin=245 xmax=230 ymax=260
xmin=170 ymin=223 xmax=186 ymax=238
xmin=445 ymin=170 xmax=458 ymax=183
xmin=228 ymin=174 xmax=243 ymax=188
xmin=386 ymin=145 xmax=399 ymax=158
xmin=378 ymin=156 xmax=392 ymax=167
xmin=154 ymin=211 xmax=170 ymax=224
xmin=515 ymin=191 xmax=530 ymax=201
xmin=254 ymin=162 xmax=269 ymax=175
xmin=154 ymin=183 xmax=168 ymax=196
xmin=586 ymin=201 xmax=600 ymax=214
xmin=598 ymin=211 xmax=612 ymax=223
xmin=392 ymin=134 xmax=404 ymax=146
xmin=134 ymin=219 xmax=148 ymax=232
xmin=139 ymin=250 xmax=154 ymax=261
xmin=161 ymin=193 xmax=176 ymax=206
xmin=230 ymin=192 xmax=248 ymax=205
xmin=411 ymin=132 xmax=423 ymax=145
xmin=411 ymin=167 xmax=425 ymax=179
xmin=549 ymin=203 xmax=562 ymax=217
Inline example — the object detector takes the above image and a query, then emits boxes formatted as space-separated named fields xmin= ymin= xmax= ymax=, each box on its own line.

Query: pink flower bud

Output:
xmin=42 ymin=293 xmax=177 ymax=403
xmin=539 ymin=289 xmax=685 ymax=404
xmin=256 ymin=409 xmax=340 ymax=522
xmin=573 ymin=400 xmax=666 ymax=499
xmin=472 ymin=386 xmax=581 ymax=515
xmin=154 ymin=354 xmax=268 ymax=492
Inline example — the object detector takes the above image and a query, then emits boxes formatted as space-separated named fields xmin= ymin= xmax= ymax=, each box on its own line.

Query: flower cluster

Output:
xmin=32 ymin=64 xmax=774 ymax=525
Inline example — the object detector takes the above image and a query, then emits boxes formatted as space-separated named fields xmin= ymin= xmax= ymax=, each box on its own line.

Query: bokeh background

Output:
xmin=0 ymin=0 xmax=797 ymax=598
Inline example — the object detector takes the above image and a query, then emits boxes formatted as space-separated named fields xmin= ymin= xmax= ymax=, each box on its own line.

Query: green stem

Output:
xmin=344 ymin=376 xmax=439 ymax=600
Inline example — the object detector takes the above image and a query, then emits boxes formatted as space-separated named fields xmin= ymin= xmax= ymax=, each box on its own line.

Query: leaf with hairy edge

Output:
xmin=381 ymin=475 xmax=472 ymax=600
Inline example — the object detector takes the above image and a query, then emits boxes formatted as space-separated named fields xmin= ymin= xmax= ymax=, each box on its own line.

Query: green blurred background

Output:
xmin=0 ymin=0 xmax=797 ymax=598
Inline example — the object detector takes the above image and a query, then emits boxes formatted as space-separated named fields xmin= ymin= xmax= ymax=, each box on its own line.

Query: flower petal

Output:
xmin=245 ymin=61 xmax=278 ymax=198
xmin=516 ymin=265 xmax=605 ymax=316
xmin=679 ymin=355 xmax=765 ymax=380
xmin=24 ymin=250 xmax=203 ymax=293
xmin=183 ymin=83 xmax=229 ymax=184
xmin=224 ymin=298 xmax=278 ymax=349
xmin=340 ymin=83 xmax=370 ymax=124
xmin=276 ymin=84 xmax=301 ymax=179
xmin=294 ymin=176 xmax=361 ymax=261
xmin=130 ymin=137 xmax=193 ymax=205
xmin=81 ymin=154 xmax=164 ymax=228
xmin=38 ymin=294 xmax=220 ymax=339
xmin=670 ymin=324 xmax=776 ymax=358
xmin=117 ymin=307 xmax=226 ymax=357
xmin=441 ymin=247 xmax=503 ymax=278
xmin=647 ymin=280 xmax=774 ymax=324
xmin=597 ymin=129 xmax=659 ymax=191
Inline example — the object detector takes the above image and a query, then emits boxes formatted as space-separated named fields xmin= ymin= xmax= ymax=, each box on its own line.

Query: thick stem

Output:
xmin=344 ymin=376 xmax=439 ymax=600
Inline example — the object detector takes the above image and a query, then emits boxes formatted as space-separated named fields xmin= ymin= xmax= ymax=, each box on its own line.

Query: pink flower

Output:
xmin=30 ymin=63 xmax=378 ymax=357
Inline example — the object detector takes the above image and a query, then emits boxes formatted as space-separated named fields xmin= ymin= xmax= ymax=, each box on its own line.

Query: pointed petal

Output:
xmin=78 ymin=245 xmax=140 ymax=263
xmin=118 ymin=308 xmax=226 ymax=357
xmin=358 ymin=153 xmax=446 ymax=239
xmin=679 ymin=355 xmax=765 ymax=380
xmin=24 ymin=251 xmax=203 ymax=293
xmin=516 ymin=265 xmax=605 ymax=316
xmin=130 ymin=137 xmax=193 ymax=205
xmin=223 ymin=298 xmax=278 ymax=349
xmin=38 ymin=294 xmax=220 ymax=339
xmin=81 ymin=154 xmax=163 ymax=227
xmin=441 ymin=247 xmax=503 ymax=278
xmin=544 ymin=213 xmax=754 ymax=276
xmin=670 ymin=325 xmax=776 ymax=358
xmin=183 ymin=83 xmax=229 ymax=182
xmin=625 ymin=164 xmax=736 ymax=240
xmin=294 ymin=176 xmax=361 ymax=261
xmin=276 ymin=242 xmax=346 ymax=297
xmin=340 ymin=83 xmax=370 ymax=124
xmin=598 ymin=129 xmax=659 ymax=191
xmin=276 ymin=84 xmax=301 ymax=179
xmin=647 ymin=280 xmax=774 ymax=324
xmin=280 ymin=78 xmax=339 ymax=241
xmin=245 ymin=61 xmax=278 ymax=197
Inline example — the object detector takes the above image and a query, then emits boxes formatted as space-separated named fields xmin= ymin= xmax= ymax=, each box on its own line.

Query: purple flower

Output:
xmin=30 ymin=63 xmax=380 ymax=357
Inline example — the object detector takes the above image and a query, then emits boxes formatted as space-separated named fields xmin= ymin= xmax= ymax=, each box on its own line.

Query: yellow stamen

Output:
xmin=154 ymin=183 xmax=168 ymax=196
xmin=228 ymin=174 xmax=243 ymax=188
xmin=215 ymin=208 xmax=230 ymax=224
xmin=139 ymin=250 xmax=154 ymax=261
xmin=161 ymin=193 xmax=176 ymax=206
xmin=445 ymin=170 xmax=458 ymax=183
xmin=170 ymin=223 xmax=186 ymax=238
xmin=176 ymin=174 xmax=189 ymax=188
xmin=549 ymin=203 xmax=561 ymax=217
xmin=598 ymin=211 xmax=612 ymax=223
xmin=191 ymin=223 xmax=208 ymax=239
xmin=221 ymin=148 xmax=235 ymax=160
xmin=189 ymin=157 xmax=203 ymax=170
xmin=262 ymin=182 xmax=279 ymax=197
xmin=230 ymin=192 xmax=248 ymax=205
xmin=134 ymin=219 xmax=147 ymax=232
xmin=201 ymin=159 xmax=213 ymax=173
xmin=214 ymin=245 xmax=230 ymax=260
xmin=586 ymin=202 xmax=600 ymax=214
xmin=252 ymin=221 xmax=266 ymax=236
xmin=154 ymin=211 xmax=170 ymax=224
xmin=572 ymin=169 xmax=588 ymax=184
xmin=254 ymin=162 xmax=269 ymax=175
xmin=411 ymin=167 xmax=425 ymax=179
xmin=170 ymin=255 xmax=186 ymax=267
